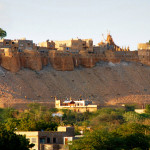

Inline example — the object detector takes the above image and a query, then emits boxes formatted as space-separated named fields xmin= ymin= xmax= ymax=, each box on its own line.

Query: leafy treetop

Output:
xmin=0 ymin=28 xmax=7 ymax=39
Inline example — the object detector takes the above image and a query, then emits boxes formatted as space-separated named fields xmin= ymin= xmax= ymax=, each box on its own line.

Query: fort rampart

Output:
xmin=0 ymin=48 xmax=142 ymax=72
xmin=0 ymin=35 xmax=149 ymax=72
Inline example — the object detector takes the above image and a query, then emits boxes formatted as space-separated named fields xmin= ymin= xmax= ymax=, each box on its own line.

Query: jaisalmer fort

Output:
xmin=1 ymin=1 xmax=150 ymax=150
xmin=0 ymin=33 xmax=149 ymax=73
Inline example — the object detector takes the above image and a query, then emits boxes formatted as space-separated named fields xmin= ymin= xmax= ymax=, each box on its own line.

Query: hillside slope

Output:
xmin=0 ymin=61 xmax=150 ymax=108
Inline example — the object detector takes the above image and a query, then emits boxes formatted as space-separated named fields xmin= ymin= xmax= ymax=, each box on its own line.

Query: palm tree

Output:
xmin=0 ymin=28 xmax=7 ymax=39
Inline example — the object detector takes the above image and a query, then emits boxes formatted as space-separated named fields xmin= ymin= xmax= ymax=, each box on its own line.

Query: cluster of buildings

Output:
xmin=0 ymin=33 xmax=150 ymax=72
xmin=16 ymin=126 xmax=77 ymax=150
xmin=15 ymin=98 xmax=97 ymax=150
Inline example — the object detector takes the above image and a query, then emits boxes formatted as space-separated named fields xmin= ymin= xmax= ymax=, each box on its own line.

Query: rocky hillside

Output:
xmin=0 ymin=61 xmax=150 ymax=109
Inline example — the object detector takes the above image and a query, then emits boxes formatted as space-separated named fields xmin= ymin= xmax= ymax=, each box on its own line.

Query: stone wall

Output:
xmin=0 ymin=48 xmax=147 ymax=73
xmin=138 ymin=49 xmax=150 ymax=65
xmin=79 ymin=51 xmax=96 ymax=68
xmin=40 ymin=52 xmax=49 ymax=66
xmin=105 ymin=50 xmax=139 ymax=63
xmin=49 ymin=51 xmax=74 ymax=71
xmin=20 ymin=50 xmax=42 ymax=71
xmin=1 ymin=53 xmax=21 ymax=72
xmin=72 ymin=54 xmax=80 ymax=67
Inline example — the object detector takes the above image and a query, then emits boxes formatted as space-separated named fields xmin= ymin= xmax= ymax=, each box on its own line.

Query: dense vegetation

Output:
xmin=0 ymin=103 xmax=59 ymax=150
xmin=0 ymin=103 xmax=59 ymax=131
xmin=70 ymin=105 xmax=150 ymax=150
xmin=0 ymin=128 xmax=34 ymax=150
xmin=2 ymin=104 xmax=150 ymax=149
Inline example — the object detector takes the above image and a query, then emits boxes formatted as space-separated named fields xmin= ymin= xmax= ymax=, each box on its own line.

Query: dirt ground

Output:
xmin=0 ymin=61 xmax=150 ymax=109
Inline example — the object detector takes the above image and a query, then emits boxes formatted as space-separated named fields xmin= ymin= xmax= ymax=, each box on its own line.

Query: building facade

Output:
xmin=55 ymin=38 xmax=93 ymax=53
xmin=15 ymin=126 xmax=75 ymax=150
xmin=55 ymin=99 xmax=97 ymax=113
xmin=138 ymin=42 xmax=150 ymax=65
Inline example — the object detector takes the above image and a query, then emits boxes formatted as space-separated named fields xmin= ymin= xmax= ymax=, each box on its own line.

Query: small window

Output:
xmin=31 ymin=138 xmax=36 ymax=143
xmin=47 ymin=138 xmax=50 ymax=143
xmin=40 ymin=138 xmax=45 ymax=144
xmin=53 ymin=138 xmax=56 ymax=143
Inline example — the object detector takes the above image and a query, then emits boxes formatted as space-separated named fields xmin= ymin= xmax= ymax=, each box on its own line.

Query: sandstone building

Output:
xmin=55 ymin=98 xmax=97 ymax=112
xmin=138 ymin=42 xmax=150 ymax=66
xmin=55 ymin=38 xmax=93 ymax=53
xmin=15 ymin=126 xmax=75 ymax=150
xmin=38 ymin=40 xmax=55 ymax=50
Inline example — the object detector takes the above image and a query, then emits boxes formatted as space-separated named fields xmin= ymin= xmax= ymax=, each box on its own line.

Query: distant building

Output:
xmin=135 ymin=109 xmax=146 ymax=114
xmin=15 ymin=126 xmax=75 ymax=150
xmin=38 ymin=40 xmax=55 ymax=50
xmin=138 ymin=42 xmax=150 ymax=50
xmin=0 ymin=39 xmax=11 ymax=47
xmin=55 ymin=38 xmax=93 ymax=53
xmin=138 ymin=42 xmax=150 ymax=65
xmin=55 ymin=98 xmax=97 ymax=113
xmin=0 ymin=38 xmax=35 ymax=52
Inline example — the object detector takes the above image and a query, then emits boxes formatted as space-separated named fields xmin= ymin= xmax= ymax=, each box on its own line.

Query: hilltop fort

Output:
xmin=0 ymin=33 xmax=149 ymax=73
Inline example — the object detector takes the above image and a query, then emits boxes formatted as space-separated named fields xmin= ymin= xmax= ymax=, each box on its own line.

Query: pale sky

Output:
xmin=0 ymin=0 xmax=150 ymax=50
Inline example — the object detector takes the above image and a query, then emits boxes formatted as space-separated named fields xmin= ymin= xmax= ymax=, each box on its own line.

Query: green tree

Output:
xmin=125 ymin=104 xmax=135 ymax=112
xmin=145 ymin=104 xmax=150 ymax=113
xmin=71 ymin=123 xmax=150 ymax=150
xmin=0 ymin=28 xmax=7 ymax=39
xmin=70 ymin=130 xmax=124 ymax=150
xmin=0 ymin=128 xmax=34 ymax=150
xmin=123 ymin=111 xmax=142 ymax=122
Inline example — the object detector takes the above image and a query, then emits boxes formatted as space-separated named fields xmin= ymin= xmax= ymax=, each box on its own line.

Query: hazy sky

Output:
xmin=0 ymin=0 xmax=150 ymax=50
